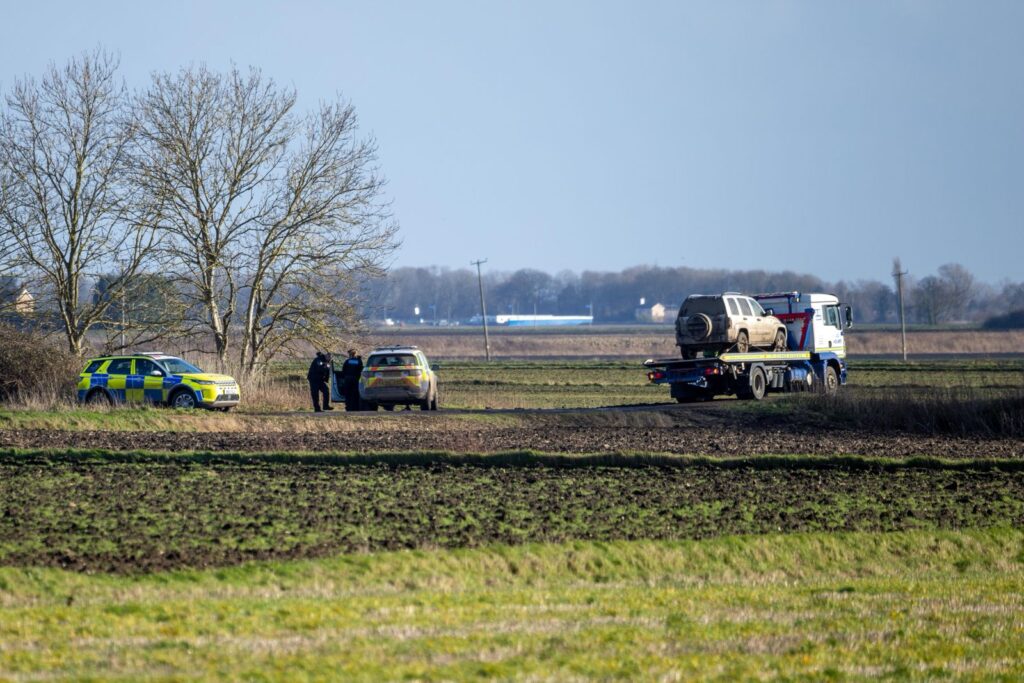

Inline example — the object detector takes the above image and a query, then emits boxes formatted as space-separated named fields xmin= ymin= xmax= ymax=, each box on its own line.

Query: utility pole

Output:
xmin=471 ymin=259 xmax=491 ymax=361
xmin=892 ymin=258 xmax=908 ymax=362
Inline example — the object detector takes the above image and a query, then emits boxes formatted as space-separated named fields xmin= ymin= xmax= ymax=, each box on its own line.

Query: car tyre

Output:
xmin=772 ymin=329 xmax=787 ymax=352
xmin=170 ymin=389 xmax=198 ymax=409
xmin=734 ymin=331 xmax=750 ymax=354
xmin=85 ymin=389 xmax=112 ymax=406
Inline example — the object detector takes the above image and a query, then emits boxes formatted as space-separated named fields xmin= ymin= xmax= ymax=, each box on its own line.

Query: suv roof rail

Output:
xmin=371 ymin=345 xmax=419 ymax=351
xmin=139 ymin=351 xmax=166 ymax=356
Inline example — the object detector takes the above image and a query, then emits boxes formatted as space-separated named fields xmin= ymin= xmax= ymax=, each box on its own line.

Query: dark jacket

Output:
xmin=307 ymin=354 xmax=332 ymax=383
xmin=340 ymin=356 xmax=363 ymax=390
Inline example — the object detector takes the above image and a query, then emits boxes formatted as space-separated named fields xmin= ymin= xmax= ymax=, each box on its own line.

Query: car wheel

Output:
xmin=170 ymin=389 xmax=198 ymax=409
xmin=680 ymin=347 xmax=695 ymax=360
xmin=685 ymin=313 xmax=713 ymax=341
xmin=772 ymin=329 xmax=787 ymax=352
xmin=382 ymin=404 xmax=394 ymax=412
xmin=734 ymin=331 xmax=749 ymax=353
xmin=360 ymin=400 xmax=377 ymax=411
xmin=86 ymin=389 xmax=112 ymax=406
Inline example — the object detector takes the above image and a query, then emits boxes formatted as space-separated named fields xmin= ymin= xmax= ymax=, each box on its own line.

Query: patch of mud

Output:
xmin=0 ymin=404 xmax=1019 ymax=458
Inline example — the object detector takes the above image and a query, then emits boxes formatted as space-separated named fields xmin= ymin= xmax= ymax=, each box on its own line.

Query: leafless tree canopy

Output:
xmin=0 ymin=49 xmax=155 ymax=354
xmin=135 ymin=66 xmax=397 ymax=373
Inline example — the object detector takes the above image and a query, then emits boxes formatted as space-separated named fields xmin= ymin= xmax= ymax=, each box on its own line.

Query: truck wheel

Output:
xmin=821 ymin=366 xmax=839 ymax=396
xmin=734 ymin=331 xmax=749 ymax=353
xmin=772 ymin=330 xmax=787 ymax=352
xmin=739 ymin=366 xmax=767 ymax=400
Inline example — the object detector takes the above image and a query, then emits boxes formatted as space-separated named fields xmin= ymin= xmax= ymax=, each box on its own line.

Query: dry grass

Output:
xmin=794 ymin=387 xmax=1024 ymax=437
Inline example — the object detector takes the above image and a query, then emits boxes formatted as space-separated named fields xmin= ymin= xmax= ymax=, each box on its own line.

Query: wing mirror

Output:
xmin=764 ymin=308 xmax=774 ymax=316
xmin=150 ymin=369 xmax=164 ymax=377
xmin=844 ymin=305 xmax=854 ymax=329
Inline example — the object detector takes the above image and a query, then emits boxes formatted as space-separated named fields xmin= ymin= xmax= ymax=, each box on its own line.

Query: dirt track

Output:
xmin=1 ymin=405 xmax=1019 ymax=458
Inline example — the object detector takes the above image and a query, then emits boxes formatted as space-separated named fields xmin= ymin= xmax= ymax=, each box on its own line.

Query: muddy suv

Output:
xmin=675 ymin=293 xmax=788 ymax=358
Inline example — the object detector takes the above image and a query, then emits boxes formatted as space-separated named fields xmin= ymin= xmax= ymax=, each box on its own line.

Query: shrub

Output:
xmin=0 ymin=324 xmax=81 ymax=404
xmin=982 ymin=310 xmax=1024 ymax=330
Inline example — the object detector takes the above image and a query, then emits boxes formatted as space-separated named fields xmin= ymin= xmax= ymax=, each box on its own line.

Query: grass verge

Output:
xmin=1 ymin=530 xmax=1023 ymax=680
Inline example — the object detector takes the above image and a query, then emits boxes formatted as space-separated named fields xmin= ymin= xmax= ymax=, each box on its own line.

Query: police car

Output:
xmin=359 ymin=346 xmax=439 ymax=411
xmin=77 ymin=352 xmax=241 ymax=410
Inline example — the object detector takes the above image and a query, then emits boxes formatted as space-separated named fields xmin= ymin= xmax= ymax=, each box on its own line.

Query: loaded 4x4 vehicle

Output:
xmin=77 ymin=353 xmax=241 ymax=411
xmin=675 ymin=293 xmax=788 ymax=358
xmin=359 ymin=346 xmax=439 ymax=411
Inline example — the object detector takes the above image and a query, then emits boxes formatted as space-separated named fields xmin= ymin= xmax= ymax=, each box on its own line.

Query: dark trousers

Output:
xmin=309 ymin=380 xmax=330 ymax=411
xmin=344 ymin=387 xmax=360 ymax=411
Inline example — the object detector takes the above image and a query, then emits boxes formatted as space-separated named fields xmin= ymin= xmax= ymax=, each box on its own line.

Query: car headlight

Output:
xmin=193 ymin=379 xmax=215 ymax=385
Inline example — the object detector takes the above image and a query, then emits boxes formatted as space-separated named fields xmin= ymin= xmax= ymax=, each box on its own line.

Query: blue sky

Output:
xmin=2 ymin=1 xmax=1021 ymax=283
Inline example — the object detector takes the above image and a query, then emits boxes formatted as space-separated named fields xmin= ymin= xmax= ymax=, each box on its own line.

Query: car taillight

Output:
xmin=647 ymin=370 xmax=665 ymax=382
xmin=703 ymin=367 xmax=721 ymax=376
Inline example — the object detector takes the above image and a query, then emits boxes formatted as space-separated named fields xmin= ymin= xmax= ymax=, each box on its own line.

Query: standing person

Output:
xmin=307 ymin=351 xmax=333 ymax=412
xmin=339 ymin=348 xmax=364 ymax=411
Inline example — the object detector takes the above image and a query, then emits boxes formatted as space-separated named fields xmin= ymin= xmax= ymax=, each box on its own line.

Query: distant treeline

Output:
xmin=362 ymin=264 xmax=1024 ymax=325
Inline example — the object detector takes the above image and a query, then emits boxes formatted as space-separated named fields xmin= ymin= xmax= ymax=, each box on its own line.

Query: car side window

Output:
xmin=749 ymin=299 xmax=766 ymax=316
xmin=84 ymin=360 xmax=104 ymax=373
xmin=737 ymin=298 xmax=752 ymax=316
xmin=106 ymin=358 xmax=133 ymax=375
xmin=135 ymin=358 xmax=159 ymax=376
xmin=727 ymin=298 xmax=740 ymax=316
xmin=826 ymin=306 xmax=841 ymax=328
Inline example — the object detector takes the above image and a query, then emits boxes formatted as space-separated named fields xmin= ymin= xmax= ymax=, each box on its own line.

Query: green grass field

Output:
xmin=2 ymin=530 xmax=1022 ymax=680
xmin=1 ymin=358 xmax=1023 ymax=679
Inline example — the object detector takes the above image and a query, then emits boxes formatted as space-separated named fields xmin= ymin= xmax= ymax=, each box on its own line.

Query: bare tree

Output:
xmin=136 ymin=66 xmax=397 ymax=374
xmin=0 ymin=50 xmax=156 ymax=354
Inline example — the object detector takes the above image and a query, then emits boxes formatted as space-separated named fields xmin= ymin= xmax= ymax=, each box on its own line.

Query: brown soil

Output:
xmin=1 ymin=405 xmax=1019 ymax=458
xmin=3 ymin=457 xmax=1021 ymax=572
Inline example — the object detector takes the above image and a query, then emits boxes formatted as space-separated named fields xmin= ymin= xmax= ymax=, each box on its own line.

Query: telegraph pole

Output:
xmin=892 ymin=258 xmax=908 ymax=362
xmin=471 ymin=259 xmax=491 ymax=361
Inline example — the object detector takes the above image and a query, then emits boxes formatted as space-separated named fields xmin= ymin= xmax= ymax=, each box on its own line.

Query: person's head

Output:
xmin=348 ymin=348 xmax=357 ymax=358
xmin=324 ymin=352 xmax=333 ymax=363
xmin=316 ymin=351 xmax=324 ymax=359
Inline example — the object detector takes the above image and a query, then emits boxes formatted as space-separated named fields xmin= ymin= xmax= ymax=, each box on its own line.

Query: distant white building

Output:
xmin=635 ymin=302 xmax=667 ymax=323
xmin=14 ymin=288 xmax=34 ymax=314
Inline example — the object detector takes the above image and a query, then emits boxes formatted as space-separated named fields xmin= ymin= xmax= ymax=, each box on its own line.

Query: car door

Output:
xmin=745 ymin=297 xmax=772 ymax=345
xmin=134 ymin=358 xmax=166 ymax=404
xmin=104 ymin=357 xmax=133 ymax=403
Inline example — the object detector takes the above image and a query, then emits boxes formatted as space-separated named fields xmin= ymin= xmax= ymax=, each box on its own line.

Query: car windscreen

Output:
xmin=367 ymin=354 xmax=418 ymax=367
xmin=159 ymin=358 xmax=204 ymax=375
xmin=681 ymin=297 xmax=723 ymax=316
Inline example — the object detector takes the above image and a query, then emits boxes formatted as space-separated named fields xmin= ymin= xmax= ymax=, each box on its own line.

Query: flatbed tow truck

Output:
xmin=644 ymin=292 xmax=853 ymax=402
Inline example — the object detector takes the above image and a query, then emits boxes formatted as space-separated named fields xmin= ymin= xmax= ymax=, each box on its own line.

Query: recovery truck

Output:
xmin=645 ymin=292 xmax=853 ymax=402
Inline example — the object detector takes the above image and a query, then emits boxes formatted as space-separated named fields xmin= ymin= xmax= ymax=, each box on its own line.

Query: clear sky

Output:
xmin=2 ymin=1 xmax=1022 ymax=283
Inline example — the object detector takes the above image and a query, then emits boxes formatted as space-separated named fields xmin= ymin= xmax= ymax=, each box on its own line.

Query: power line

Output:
xmin=471 ymin=259 xmax=491 ymax=361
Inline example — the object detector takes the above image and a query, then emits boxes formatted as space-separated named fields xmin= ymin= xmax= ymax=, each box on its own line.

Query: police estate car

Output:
xmin=77 ymin=353 xmax=241 ymax=410
xmin=359 ymin=346 xmax=438 ymax=411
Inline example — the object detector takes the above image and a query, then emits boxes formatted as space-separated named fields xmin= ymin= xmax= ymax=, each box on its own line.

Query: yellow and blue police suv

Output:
xmin=77 ymin=353 xmax=240 ymax=410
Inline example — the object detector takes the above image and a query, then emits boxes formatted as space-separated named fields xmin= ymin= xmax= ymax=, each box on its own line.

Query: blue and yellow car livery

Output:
xmin=77 ymin=353 xmax=241 ymax=410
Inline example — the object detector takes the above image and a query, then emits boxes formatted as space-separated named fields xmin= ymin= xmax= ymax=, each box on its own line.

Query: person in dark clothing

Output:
xmin=339 ymin=348 xmax=364 ymax=411
xmin=307 ymin=351 xmax=333 ymax=412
